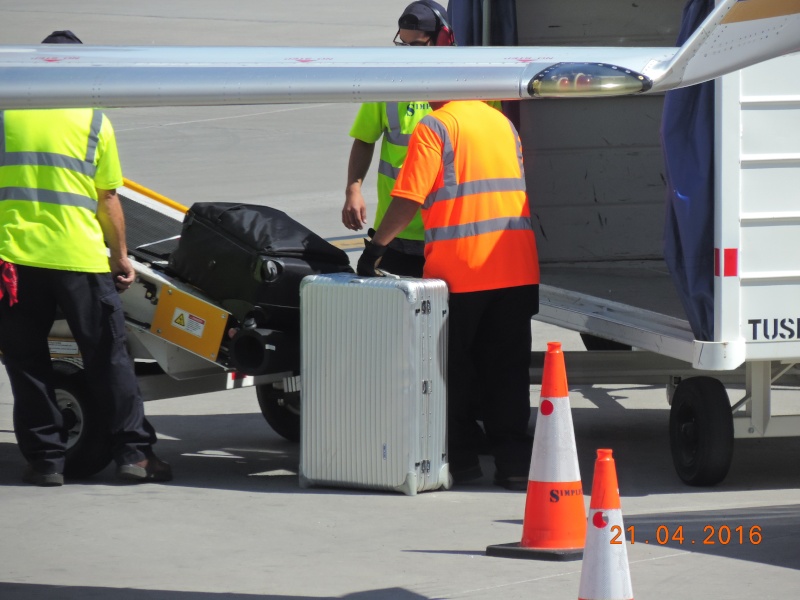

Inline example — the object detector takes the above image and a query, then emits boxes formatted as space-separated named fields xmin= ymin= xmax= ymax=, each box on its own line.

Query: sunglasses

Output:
xmin=393 ymin=31 xmax=433 ymax=46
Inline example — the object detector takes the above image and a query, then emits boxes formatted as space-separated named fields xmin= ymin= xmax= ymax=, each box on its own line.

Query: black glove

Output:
xmin=357 ymin=238 xmax=388 ymax=277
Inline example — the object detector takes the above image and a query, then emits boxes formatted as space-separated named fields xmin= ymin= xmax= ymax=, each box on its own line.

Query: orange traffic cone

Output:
xmin=486 ymin=341 xmax=586 ymax=560
xmin=578 ymin=449 xmax=634 ymax=600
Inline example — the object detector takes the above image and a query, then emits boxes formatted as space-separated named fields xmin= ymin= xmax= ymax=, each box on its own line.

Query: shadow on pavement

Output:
xmin=415 ymin=504 xmax=800 ymax=572
xmin=0 ymin=585 xmax=430 ymax=600
xmin=2 ymin=384 xmax=799 ymax=497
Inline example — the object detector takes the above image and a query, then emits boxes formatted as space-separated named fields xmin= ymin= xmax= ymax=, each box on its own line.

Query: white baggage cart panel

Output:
xmin=516 ymin=0 xmax=800 ymax=485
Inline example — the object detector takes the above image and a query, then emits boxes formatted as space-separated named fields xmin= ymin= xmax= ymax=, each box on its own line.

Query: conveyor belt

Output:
xmin=119 ymin=191 xmax=183 ymax=262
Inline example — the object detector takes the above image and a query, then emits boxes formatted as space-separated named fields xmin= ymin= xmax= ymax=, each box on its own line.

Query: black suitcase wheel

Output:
xmin=669 ymin=376 xmax=733 ymax=486
xmin=256 ymin=384 xmax=300 ymax=442
xmin=55 ymin=371 xmax=114 ymax=478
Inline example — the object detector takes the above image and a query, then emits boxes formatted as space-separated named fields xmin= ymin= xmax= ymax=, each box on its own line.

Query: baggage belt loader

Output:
xmin=37 ymin=184 xmax=310 ymax=477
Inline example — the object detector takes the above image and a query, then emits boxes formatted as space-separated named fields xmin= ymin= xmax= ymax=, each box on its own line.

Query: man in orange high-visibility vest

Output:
xmin=358 ymin=100 xmax=539 ymax=490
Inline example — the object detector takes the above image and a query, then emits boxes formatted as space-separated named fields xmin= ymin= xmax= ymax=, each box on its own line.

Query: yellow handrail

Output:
xmin=123 ymin=177 xmax=188 ymax=214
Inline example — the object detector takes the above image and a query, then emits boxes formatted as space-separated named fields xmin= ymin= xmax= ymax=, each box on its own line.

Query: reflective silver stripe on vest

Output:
xmin=425 ymin=216 xmax=533 ymax=244
xmin=378 ymin=159 xmax=400 ymax=180
xmin=85 ymin=110 xmax=103 ymax=163
xmin=0 ymin=152 xmax=97 ymax=177
xmin=425 ymin=178 xmax=527 ymax=206
xmin=378 ymin=102 xmax=410 ymax=181
xmin=0 ymin=186 xmax=98 ymax=212
xmin=384 ymin=102 xmax=411 ymax=147
xmin=0 ymin=110 xmax=100 ymax=177
xmin=420 ymin=114 xmax=526 ymax=209
xmin=419 ymin=115 xmax=456 ymax=209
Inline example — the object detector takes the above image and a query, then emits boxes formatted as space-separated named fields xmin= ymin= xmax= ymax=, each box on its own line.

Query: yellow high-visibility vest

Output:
xmin=0 ymin=108 xmax=123 ymax=272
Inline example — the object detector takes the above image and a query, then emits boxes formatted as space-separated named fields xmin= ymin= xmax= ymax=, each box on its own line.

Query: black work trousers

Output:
xmin=447 ymin=284 xmax=538 ymax=476
xmin=378 ymin=247 xmax=424 ymax=277
xmin=0 ymin=265 xmax=155 ymax=473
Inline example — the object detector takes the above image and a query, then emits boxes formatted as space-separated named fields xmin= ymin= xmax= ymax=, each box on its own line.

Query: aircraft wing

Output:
xmin=0 ymin=0 xmax=798 ymax=109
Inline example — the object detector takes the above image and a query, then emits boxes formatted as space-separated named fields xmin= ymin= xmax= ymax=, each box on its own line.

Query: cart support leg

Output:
xmin=744 ymin=361 xmax=771 ymax=435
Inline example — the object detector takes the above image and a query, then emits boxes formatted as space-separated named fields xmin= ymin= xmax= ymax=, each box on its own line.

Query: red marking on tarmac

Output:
xmin=593 ymin=511 xmax=609 ymax=529
xmin=540 ymin=399 xmax=554 ymax=416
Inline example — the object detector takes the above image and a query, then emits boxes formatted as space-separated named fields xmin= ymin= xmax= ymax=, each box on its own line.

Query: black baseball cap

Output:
xmin=398 ymin=1 xmax=447 ymax=33
xmin=41 ymin=30 xmax=83 ymax=44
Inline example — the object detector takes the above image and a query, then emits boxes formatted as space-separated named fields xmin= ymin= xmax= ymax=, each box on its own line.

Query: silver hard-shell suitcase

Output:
xmin=298 ymin=273 xmax=450 ymax=495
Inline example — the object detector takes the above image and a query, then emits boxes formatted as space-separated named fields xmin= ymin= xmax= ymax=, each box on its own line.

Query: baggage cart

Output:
xmin=516 ymin=8 xmax=800 ymax=485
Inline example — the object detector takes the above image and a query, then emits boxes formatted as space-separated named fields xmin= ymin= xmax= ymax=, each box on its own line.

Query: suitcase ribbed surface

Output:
xmin=299 ymin=274 xmax=449 ymax=495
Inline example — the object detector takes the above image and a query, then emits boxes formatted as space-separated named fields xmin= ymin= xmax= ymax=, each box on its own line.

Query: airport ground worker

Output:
xmin=0 ymin=31 xmax=172 ymax=486
xmin=357 ymin=99 xmax=540 ymax=490
xmin=341 ymin=0 xmax=455 ymax=277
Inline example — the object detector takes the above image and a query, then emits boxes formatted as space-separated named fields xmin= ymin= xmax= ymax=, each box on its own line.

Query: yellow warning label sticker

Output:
xmin=171 ymin=308 xmax=205 ymax=338
xmin=48 ymin=340 xmax=80 ymax=356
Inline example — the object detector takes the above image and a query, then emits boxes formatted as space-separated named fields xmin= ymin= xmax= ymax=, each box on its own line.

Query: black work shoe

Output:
xmin=22 ymin=466 xmax=64 ymax=487
xmin=116 ymin=455 xmax=173 ymax=483
xmin=451 ymin=464 xmax=483 ymax=485
xmin=493 ymin=472 xmax=528 ymax=491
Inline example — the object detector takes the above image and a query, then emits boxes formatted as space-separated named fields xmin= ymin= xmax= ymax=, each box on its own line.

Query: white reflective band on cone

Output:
xmin=529 ymin=396 xmax=581 ymax=482
xmin=578 ymin=508 xmax=634 ymax=600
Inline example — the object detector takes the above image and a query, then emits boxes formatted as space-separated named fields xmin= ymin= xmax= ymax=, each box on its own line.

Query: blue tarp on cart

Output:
xmin=661 ymin=0 xmax=716 ymax=341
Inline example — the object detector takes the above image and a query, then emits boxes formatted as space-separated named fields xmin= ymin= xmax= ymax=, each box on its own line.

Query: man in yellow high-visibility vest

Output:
xmin=0 ymin=31 xmax=171 ymax=486
xmin=341 ymin=1 xmax=455 ymax=277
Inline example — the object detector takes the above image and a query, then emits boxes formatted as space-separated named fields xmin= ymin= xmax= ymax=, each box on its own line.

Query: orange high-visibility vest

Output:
xmin=392 ymin=101 xmax=539 ymax=293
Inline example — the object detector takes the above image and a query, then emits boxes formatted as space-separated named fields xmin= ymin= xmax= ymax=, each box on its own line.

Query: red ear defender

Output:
xmin=424 ymin=2 xmax=457 ymax=46
xmin=435 ymin=24 xmax=455 ymax=47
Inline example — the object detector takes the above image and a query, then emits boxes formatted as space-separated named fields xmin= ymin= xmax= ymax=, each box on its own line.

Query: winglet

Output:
xmin=647 ymin=0 xmax=800 ymax=92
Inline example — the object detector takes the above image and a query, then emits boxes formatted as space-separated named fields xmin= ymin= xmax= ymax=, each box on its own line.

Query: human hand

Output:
xmin=110 ymin=255 xmax=135 ymax=292
xmin=356 ymin=238 xmax=387 ymax=277
xmin=342 ymin=189 xmax=368 ymax=231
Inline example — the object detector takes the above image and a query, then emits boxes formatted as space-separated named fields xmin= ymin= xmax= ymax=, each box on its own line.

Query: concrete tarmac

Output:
xmin=2 ymin=2 xmax=800 ymax=598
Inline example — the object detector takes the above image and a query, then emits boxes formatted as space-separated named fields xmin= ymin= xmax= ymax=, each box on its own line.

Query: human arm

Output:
xmin=95 ymin=188 xmax=134 ymax=291
xmin=357 ymin=114 xmax=439 ymax=276
xmin=371 ymin=197 xmax=420 ymax=246
xmin=342 ymin=139 xmax=375 ymax=231
xmin=356 ymin=196 xmax=420 ymax=276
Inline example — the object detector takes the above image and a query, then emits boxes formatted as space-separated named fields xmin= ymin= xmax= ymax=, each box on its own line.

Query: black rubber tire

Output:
xmin=55 ymin=371 xmax=114 ymax=478
xmin=256 ymin=384 xmax=301 ymax=443
xmin=669 ymin=376 xmax=734 ymax=486
xmin=580 ymin=333 xmax=632 ymax=351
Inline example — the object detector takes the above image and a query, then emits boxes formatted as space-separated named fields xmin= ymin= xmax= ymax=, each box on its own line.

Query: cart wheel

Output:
xmin=256 ymin=384 xmax=300 ymax=442
xmin=669 ymin=376 xmax=733 ymax=486
xmin=580 ymin=333 xmax=631 ymax=351
xmin=55 ymin=371 xmax=114 ymax=478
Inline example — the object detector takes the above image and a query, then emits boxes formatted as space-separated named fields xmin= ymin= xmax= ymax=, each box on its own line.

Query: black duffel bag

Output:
xmin=168 ymin=202 xmax=353 ymax=330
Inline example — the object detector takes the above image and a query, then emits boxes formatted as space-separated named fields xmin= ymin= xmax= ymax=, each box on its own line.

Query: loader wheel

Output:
xmin=669 ymin=376 xmax=733 ymax=486
xmin=55 ymin=372 xmax=114 ymax=478
xmin=256 ymin=384 xmax=300 ymax=442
